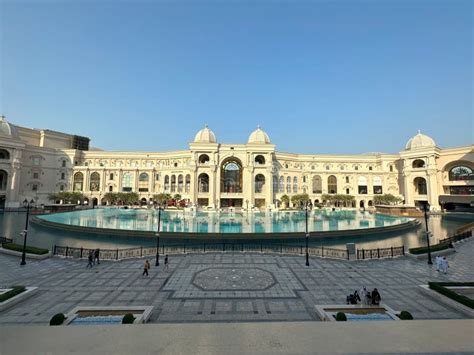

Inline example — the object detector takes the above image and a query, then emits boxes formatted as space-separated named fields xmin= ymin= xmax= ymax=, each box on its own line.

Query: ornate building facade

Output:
xmin=0 ymin=117 xmax=472 ymax=211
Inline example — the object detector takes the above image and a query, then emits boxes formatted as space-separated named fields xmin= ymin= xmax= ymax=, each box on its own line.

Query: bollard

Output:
xmin=80 ymin=247 xmax=83 ymax=259
xmin=65 ymin=246 xmax=69 ymax=258
xmin=116 ymin=249 xmax=119 ymax=260
xmin=391 ymin=247 xmax=394 ymax=257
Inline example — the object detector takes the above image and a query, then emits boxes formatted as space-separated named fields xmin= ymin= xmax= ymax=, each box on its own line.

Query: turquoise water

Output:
xmin=1 ymin=211 xmax=472 ymax=250
xmin=37 ymin=208 xmax=411 ymax=234
xmin=70 ymin=315 xmax=123 ymax=325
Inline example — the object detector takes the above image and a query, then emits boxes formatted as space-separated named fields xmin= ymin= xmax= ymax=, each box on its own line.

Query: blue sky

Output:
xmin=1 ymin=0 xmax=472 ymax=154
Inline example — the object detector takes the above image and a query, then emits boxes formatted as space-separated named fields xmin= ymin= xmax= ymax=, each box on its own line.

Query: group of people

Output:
xmin=86 ymin=249 xmax=100 ymax=268
xmin=142 ymin=255 xmax=169 ymax=276
xmin=346 ymin=287 xmax=381 ymax=306
xmin=435 ymin=255 xmax=449 ymax=274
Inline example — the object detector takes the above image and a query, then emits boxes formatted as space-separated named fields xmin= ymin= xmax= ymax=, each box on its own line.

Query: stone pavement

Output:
xmin=0 ymin=239 xmax=473 ymax=324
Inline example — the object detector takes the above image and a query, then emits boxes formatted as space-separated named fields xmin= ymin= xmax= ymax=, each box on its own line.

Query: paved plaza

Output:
xmin=0 ymin=239 xmax=473 ymax=324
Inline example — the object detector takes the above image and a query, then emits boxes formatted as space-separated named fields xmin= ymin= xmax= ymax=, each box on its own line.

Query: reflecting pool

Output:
xmin=1 ymin=210 xmax=472 ymax=251
xmin=36 ymin=208 xmax=411 ymax=234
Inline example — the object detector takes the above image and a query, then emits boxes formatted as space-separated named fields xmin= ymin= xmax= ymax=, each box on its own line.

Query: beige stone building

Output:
xmin=0 ymin=117 xmax=472 ymax=211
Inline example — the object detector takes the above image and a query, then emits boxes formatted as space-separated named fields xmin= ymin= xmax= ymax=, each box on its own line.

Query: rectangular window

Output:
xmin=122 ymin=187 xmax=132 ymax=192
xmin=62 ymin=160 xmax=66 ymax=167
xmin=345 ymin=176 xmax=349 ymax=183
xmin=32 ymin=157 xmax=40 ymax=166
xmin=32 ymin=184 xmax=38 ymax=191
xmin=139 ymin=188 xmax=149 ymax=192
xmin=33 ymin=172 xmax=39 ymax=179
xmin=389 ymin=166 xmax=393 ymax=172
xmin=109 ymin=173 xmax=114 ymax=180
xmin=369 ymin=167 xmax=373 ymax=171
xmin=373 ymin=186 xmax=383 ymax=194
xmin=358 ymin=186 xmax=368 ymax=194
xmin=60 ymin=185 xmax=64 ymax=191
xmin=346 ymin=188 xmax=350 ymax=194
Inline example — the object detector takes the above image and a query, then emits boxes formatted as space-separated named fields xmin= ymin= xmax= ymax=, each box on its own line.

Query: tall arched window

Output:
xmin=221 ymin=159 xmax=242 ymax=193
xmin=185 ymin=174 xmax=191 ymax=193
xmin=358 ymin=176 xmax=368 ymax=194
xmin=198 ymin=173 xmax=209 ymax=193
xmin=178 ymin=174 xmax=184 ymax=192
xmin=139 ymin=173 xmax=149 ymax=192
xmin=171 ymin=175 xmax=176 ymax=192
xmin=312 ymin=175 xmax=322 ymax=193
xmin=293 ymin=177 xmax=298 ymax=193
xmin=449 ymin=166 xmax=474 ymax=181
xmin=255 ymin=174 xmax=265 ymax=193
xmin=89 ymin=172 xmax=100 ymax=191
xmin=0 ymin=170 xmax=8 ymax=190
xmin=328 ymin=175 xmax=337 ymax=194
xmin=122 ymin=173 xmax=133 ymax=192
xmin=73 ymin=172 xmax=84 ymax=191
xmin=412 ymin=159 xmax=425 ymax=168
xmin=286 ymin=176 xmax=291 ymax=193
xmin=279 ymin=176 xmax=284 ymax=193
xmin=0 ymin=149 xmax=10 ymax=160
xmin=164 ymin=175 xmax=170 ymax=191
xmin=273 ymin=175 xmax=278 ymax=193
xmin=414 ymin=177 xmax=427 ymax=195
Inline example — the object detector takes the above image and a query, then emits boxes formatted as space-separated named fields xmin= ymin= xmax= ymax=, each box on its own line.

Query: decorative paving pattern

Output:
xmin=0 ymin=238 xmax=473 ymax=324
xmin=192 ymin=267 xmax=276 ymax=291
xmin=162 ymin=263 xmax=304 ymax=298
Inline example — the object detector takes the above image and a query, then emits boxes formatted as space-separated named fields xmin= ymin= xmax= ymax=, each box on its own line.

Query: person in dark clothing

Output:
xmin=353 ymin=290 xmax=361 ymax=304
xmin=371 ymin=288 xmax=381 ymax=305
xmin=164 ymin=255 xmax=169 ymax=271
xmin=94 ymin=248 xmax=100 ymax=265
xmin=87 ymin=250 xmax=94 ymax=268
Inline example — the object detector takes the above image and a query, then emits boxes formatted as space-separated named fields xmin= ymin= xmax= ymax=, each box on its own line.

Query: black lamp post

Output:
xmin=305 ymin=200 xmax=309 ymax=266
xmin=155 ymin=204 xmax=163 ymax=266
xmin=422 ymin=201 xmax=433 ymax=265
xmin=20 ymin=199 xmax=35 ymax=266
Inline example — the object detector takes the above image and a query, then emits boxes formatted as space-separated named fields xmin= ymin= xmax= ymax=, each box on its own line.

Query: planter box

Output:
xmin=0 ymin=247 xmax=51 ymax=260
xmin=315 ymin=304 xmax=400 ymax=321
xmin=407 ymin=248 xmax=456 ymax=260
xmin=419 ymin=285 xmax=474 ymax=318
xmin=64 ymin=306 xmax=154 ymax=325
xmin=0 ymin=287 xmax=39 ymax=312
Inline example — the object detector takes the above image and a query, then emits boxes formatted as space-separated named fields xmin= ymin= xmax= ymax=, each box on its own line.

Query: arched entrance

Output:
xmin=220 ymin=158 xmax=243 ymax=208
xmin=360 ymin=200 xmax=365 ymax=208
xmin=92 ymin=198 xmax=98 ymax=207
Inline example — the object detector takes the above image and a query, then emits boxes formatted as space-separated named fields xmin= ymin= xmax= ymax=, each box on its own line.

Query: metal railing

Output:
xmin=0 ymin=237 xmax=13 ymax=245
xmin=357 ymin=246 xmax=405 ymax=260
xmin=438 ymin=230 xmax=472 ymax=245
xmin=53 ymin=243 xmax=350 ymax=261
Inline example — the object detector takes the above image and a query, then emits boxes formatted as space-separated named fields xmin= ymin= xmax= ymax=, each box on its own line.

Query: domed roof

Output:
xmin=194 ymin=125 xmax=217 ymax=143
xmin=248 ymin=126 xmax=271 ymax=144
xmin=405 ymin=130 xmax=436 ymax=150
xmin=0 ymin=116 xmax=18 ymax=137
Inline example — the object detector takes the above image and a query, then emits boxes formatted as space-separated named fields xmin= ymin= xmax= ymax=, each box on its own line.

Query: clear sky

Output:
xmin=1 ymin=0 xmax=472 ymax=154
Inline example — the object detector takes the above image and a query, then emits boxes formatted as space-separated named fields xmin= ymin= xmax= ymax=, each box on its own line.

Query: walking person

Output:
xmin=164 ymin=255 xmax=169 ymax=271
xmin=143 ymin=259 xmax=150 ymax=276
xmin=94 ymin=248 xmax=100 ymax=265
xmin=435 ymin=255 xmax=441 ymax=271
xmin=360 ymin=286 xmax=370 ymax=305
xmin=441 ymin=256 xmax=449 ymax=274
xmin=87 ymin=250 xmax=94 ymax=268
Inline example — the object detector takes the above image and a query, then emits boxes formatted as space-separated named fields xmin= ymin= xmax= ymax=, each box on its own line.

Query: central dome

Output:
xmin=405 ymin=131 xmax=436 ymax=150
xmin=0 ymin=116 xmax=18 ymax=137
xmin=194 ymin=125 xmax=217 ymax=143
xmin=248 ymin=126 xmax=271 ymax=144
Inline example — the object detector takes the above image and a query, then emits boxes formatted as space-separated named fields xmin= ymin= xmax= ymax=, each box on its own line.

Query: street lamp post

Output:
xmin=20 ymin=199 xmax=35 ymax=266
xmin=155 ymin=205 xmax=163 ymax=266
xmin=305 ymin=201 xmax=309 ymax=266
xmin=422 ymin=201 xmax=433 ymax=265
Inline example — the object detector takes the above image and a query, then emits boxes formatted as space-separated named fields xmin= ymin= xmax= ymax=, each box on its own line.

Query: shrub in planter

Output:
xmin=0 ymin=286 xmax=25 ymax=303
xmin=335 ymin=312 xmax=347 ymax=321
xmin=399 ymin=311 xmax=413 ymax=320
xmin=122 ymin=313 xmax=135 ymax=324
xmin=50 ymin=313 xmax=66 ymax=326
